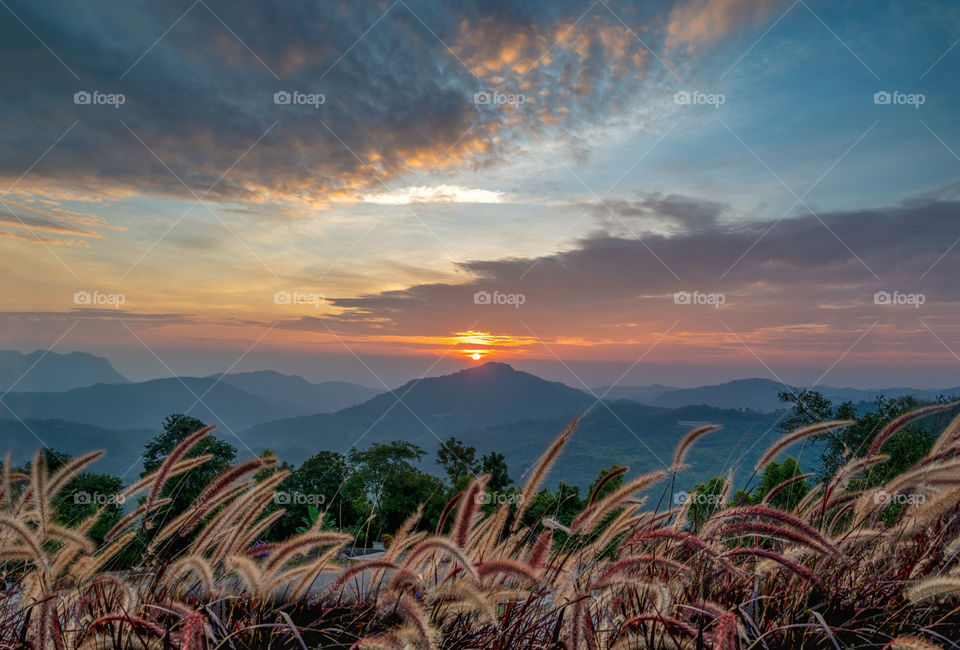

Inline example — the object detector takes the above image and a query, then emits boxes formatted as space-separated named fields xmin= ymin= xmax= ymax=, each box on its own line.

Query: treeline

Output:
xmin=19 ymin=414 xmax=628 ymax=556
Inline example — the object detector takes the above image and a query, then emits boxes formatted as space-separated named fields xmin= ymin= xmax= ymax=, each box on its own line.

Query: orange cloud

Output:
xmin=665 ymin=0 xmax=785 ymax=53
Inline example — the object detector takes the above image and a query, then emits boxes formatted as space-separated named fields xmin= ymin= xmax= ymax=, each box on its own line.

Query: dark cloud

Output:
xmin=273 ymin=194 xmax=960 ymax=348
xmin=0 ymin=0 xmax=679 ymax=205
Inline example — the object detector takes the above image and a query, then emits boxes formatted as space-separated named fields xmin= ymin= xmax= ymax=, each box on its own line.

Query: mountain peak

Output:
xmin=337 ymin=361 xmax=591 ymax=421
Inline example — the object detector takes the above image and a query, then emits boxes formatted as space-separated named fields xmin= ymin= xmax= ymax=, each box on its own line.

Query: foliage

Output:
xmin=778 ymin=391 xmax=956 ymax=483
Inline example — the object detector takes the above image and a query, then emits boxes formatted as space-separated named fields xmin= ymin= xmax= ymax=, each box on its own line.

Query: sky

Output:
xmin=2 ymin=0 xmax=960 ymax=389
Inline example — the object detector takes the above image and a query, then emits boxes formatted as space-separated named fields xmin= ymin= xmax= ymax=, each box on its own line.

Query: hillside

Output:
xmin=0 ymin=418 xmax=154 ymax=477
xmin=216 ymin=370 xmax=381 ymax=415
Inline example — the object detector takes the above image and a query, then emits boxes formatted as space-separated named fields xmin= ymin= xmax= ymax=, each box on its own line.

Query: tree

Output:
xmin=685 ymin=475 xmax=725 ymax=530
xmin=347 ymin=441 xmax=428 ymax=538
xmin=777 ymin=389 xmax=836 ymax=433
xmin=522 ymin=481 xmax=584 ymax=532
xmin=730 ymin=457 xmax=810 ymax=511
xmin=140 ymin=414 xmax=237 ymax=530
xmin=436 ymin=437 xmax=479 ymax=486
xmin=266 ymin=450 xmax=357 ymax=540
xmin=17 ymin=448 xmax=125 ymax=546
xmin=53 ymin=472 xmax=125 ymax=546
xmin=480 ymin=451 xmax=512 ymax=494
xmin=587 ymin=465 xmax=625 ymax=503
xmin=777 ymin=391 xmax=954 ymax=483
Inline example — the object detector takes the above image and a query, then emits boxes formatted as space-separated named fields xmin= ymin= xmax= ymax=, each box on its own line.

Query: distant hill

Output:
xmin=592 ymin=384 xmax=675 ymax=403
xmin=0 ymin=419 xmax=154 ymax=478
xmin=216 ymin=370 xmax=380 ymax=415
xmin=0 ymin=349 xmax=128 ymax=392
xmin=608 ymin=378 xmax=960 ymax=412
xmin=651 ymin=378 xmax=787 ymax=411
xmin=1 ymin=377 xmax=297 ymax=432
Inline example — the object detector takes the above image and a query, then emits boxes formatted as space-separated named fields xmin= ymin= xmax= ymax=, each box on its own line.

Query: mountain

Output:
xmin=239 ymin=362 xmax=595 ymax=456
xmin=0 ymin=419 xmax=154 ymax=478
xmin=239 ymin=363 xmax=792 ymax=488
xmin=592 ymin=384 xmax=676 ymax=403
xmin=1 ymin=377 xmax=298 ymax=432
xmin=216 ymin=370 xmax=380 ymax=415
xmin=0 ymin=349 xmax=128 ymax=392
xmin=337 ymin=362 xmax=594 ymax=421
xmin=649 ymin=378 xmax=960 ymax=412
xmin=651 ymin=378 xmax=787 ymax=411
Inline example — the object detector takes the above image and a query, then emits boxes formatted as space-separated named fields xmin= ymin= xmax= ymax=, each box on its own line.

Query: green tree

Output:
xmin=587 ymin=465 xmax=625 ymax=503
xmin=266 ymin=450 xmax=357 ymax=540
xmin=730 ymin=457 xmax=809 ymax=511
xmin=522 ymin=481 xmax=584 ymax=531
xmin=140 ymin=414 xmax=237 ymax=531
xmin=777 ymin=389 xmax=836 ymax=433
xmin=17 ymin=449 xmax=125 ymax=546
xmin=778 ymin=391 xmax=954 ymax=483
xmin=480 ymin=451 xmax=512 ymax=494
xmin=53 ymin=472 xmax=125 ymax=546
xmin=436 ymin=437 xmax=480 ymax=486
xmin=685 ymin=475 xmax=725 ymax=530
xmin=347 ymin=441 xmax=428 ymax=538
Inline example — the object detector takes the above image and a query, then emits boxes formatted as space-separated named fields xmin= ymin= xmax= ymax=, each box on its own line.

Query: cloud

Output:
xmin=665 ymin=0 xmax=786 ymax=52
xmin=359 ymin=185 xmax=505 ymax=205
xmin=0 ymin=0 xmax=678 ymax=209
xmin=269 ymin=194 xmax=960 ymax=360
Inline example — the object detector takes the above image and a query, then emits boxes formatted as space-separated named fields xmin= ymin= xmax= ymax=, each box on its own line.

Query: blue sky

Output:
xmin=1 ymin=0 xmax=960 ymax=388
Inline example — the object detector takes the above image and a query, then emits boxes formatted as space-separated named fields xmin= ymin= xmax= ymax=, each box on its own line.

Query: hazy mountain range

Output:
xmin=0 ymin=349 xmax=956 ymax=487
xmin=0 ymin=349 xmax=128 ymax=392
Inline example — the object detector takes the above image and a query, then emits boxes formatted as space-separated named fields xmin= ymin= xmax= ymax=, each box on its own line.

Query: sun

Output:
xmin=471 ymin=352 xmax=482 ymax=361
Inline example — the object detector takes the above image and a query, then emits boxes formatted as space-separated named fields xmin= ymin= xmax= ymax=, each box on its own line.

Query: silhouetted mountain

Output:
xmin=215 ymin=370 xmax=380 ymax=415
xmin=338 ymin=362 xmax=594 ymax=420
xmin=1 ymin=377 xmax=296 ymax=432
xmin=240 ymin=362 xmax=594 ymax=454
xmin=0 ymin=349 xmax=128 ymax=393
